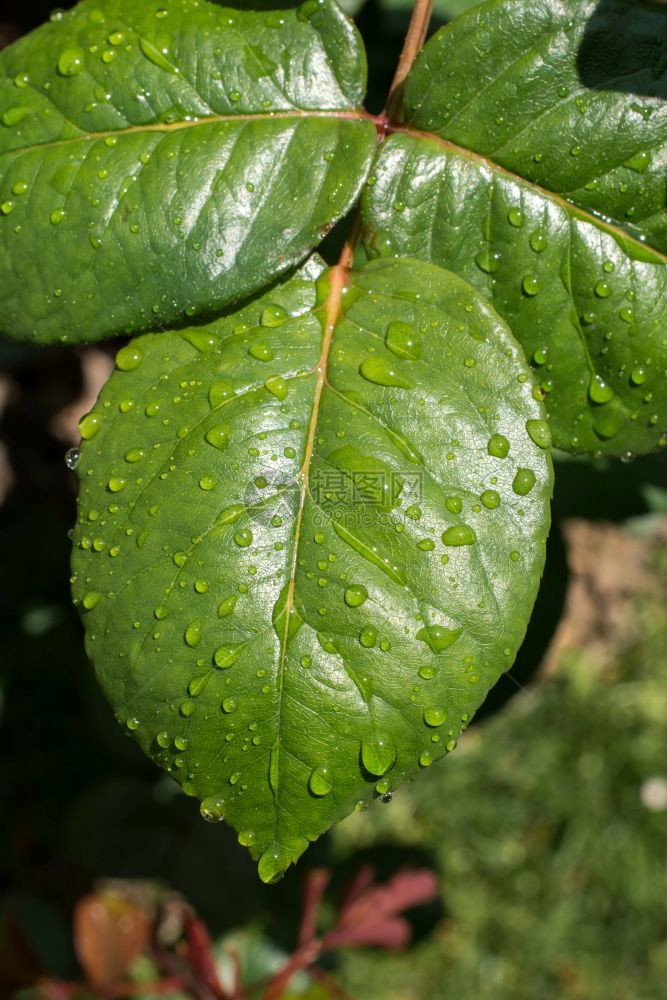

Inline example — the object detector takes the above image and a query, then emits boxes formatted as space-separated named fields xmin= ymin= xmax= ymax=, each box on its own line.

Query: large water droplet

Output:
xmin=441 ymin=525 xmax=476 ymax=546
xmin=214 ymin=644 xmax=242 ymax=669
xmin=525 ymin=419 xmax=551 ymax=449
xmin=588 ymin=374 xmax=614 ymax=404
xmin=205 ymin=424 xmax=230 ymax=450
xmin=261 ymin=304 xmax=289 ymax=327
xmin=480 ymin=489 xmax=500 ymax=509
xmin=265 ymin=376 xmax=288 ymax=400
xmin=423 ymin=707 xmax=446 ymax=727
xmin=249 ymin=343 xmax=274 ymax=362
xmin=309 ymin=764 xmax=332 ymax=796
xmin=65 ymin=447 xmax=80 ymax=470
xmin=512 ymin=468 xmax=536 ymax=495
xmin=385 ymin=321 xmax=421 ymax=360
xmin=2 ymin=106 xmax=31 ymax=127
xmin=116 ymin=344 xmax=142 ymax=371
xmin=200 ymin=796 xmax=225 ymax=822
xmin=217 ymin=594 xmax=238 ymax=618
xmin=359 ymin=357 xmax=415 ymax=389
xmin=344 ymin=584 xmax=368 ymax=607
xmin=361 ymin=739 xmax=395 ymax=776
xmin=139 ymin=36 xmax=177 ymax=73
xmin=487 ymin=433 xmax=510 ymax=458
xmin=359 ymin=625 xmax=377 ymax=648
xmin=57 ymin=47 xmax=85 ymax=77
xmin=416 ymin=625 xmax=461 ymax=652
xmin=185 ymin=620 xmax=202 ymax=647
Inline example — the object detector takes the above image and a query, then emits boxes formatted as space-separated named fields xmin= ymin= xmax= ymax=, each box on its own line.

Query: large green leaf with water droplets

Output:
xmin=361 ymin=0 xmax=667 ymax=456
xmin=0 ymin=0 xmax=375 ymax=344
xmin=71 ymin=255 xmax=552 ymax=883
xmin=362 ymin=134 xmax=667 ymax=456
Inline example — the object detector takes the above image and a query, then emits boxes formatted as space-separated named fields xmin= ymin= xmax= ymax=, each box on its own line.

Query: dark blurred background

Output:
xmin=1 ymin=2 xmax=667 ymax=998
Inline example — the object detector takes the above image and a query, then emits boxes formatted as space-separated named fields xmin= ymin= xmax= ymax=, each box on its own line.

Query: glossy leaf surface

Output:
xmin=0 ymin=0 xmax=375 ymax=344
xmin=362 ymin=133 xmax=667 ymax=456
xmin=71 ymin=257 xmax=552 ymax=882
xmin=403 ymin=0 xmax=667 ymax=252
xmin=358 ymin=0 xmax=667 ymax=455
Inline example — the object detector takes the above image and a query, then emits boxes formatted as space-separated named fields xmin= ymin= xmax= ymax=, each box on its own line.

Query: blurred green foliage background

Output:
xmin=1 ymin=1 xmax=667 ymax=997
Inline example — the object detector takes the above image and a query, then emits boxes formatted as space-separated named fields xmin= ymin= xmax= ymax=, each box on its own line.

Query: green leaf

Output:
xmin=0 ymin=0 xmax=375 ymax=344
xmin=404 ymin=0 xmax=667 ymax=253
xmin=71 ymin=255 xmax=552 ymax=883
xmin=362 ymin=133 xmax=667 ymax=457
xmin=359 ymin=0 xmax=667 ymax=456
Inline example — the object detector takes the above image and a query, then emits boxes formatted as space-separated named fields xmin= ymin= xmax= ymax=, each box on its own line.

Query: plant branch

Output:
xmin=385 ymin=0 xmax=434 ymax=121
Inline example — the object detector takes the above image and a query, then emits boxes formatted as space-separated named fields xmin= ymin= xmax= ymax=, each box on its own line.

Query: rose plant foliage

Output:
xmin=0 ymin=0 xmax=664 ymax=882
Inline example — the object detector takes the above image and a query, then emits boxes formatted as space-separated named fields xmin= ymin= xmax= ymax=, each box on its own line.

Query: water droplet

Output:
xmin=359 ymin=625 xmax=377 ymax=648
xmin=154 ymin=604 xmax=168 ymax=619
xmin=475 ymin=249 xmax=501 ymax=273
xmin=108 ymin=30 xmax=125 ymax=45
xmin=480 ymin=488 xmax=501 ymax=508
xmin=416 ymin=625 xmax=461 ymax=653
xmin=512 ymin=468 xmax=536 ymax=495
xmin=344 ymin=584 xmax=368 ymax=607
xmin=420 ymin=750 xmax=433 ymax=767
xmin=199 ymin=476 xmax=216 ymax=491
xmin=107 ymin=476 xmax=126 ymax=493
xmin=222 ymin=697 xmax=237 ymax=714
xmin=50 ymin=209 xmax=66 ymax=226
xmin=442 ymin=524 xmax=476 ymax=546
xmin=202 ymin=424 xmax=229 ymax=451
xmin=217 ymin=594 xmax=238 ymax=618
xmin=65 ymin=447 xmax=80 ymax=470
xmin=2 ymin=106 xmax=30 ymax=127
xmin=424 ymin=707 xmax=446 ymax=727
xmin=0 ymin=201 xmax=14 ymax=215
xmin=214 ymin=645 xmax=242 ymax=669
xmin=385 ymin=321 xmax=421 ymax=360
xmin=265 ymin=376 xmax=288 ymax=400
xmin=588 ymin=374 xmax=614 ymax=404
xmin=522 ymin=275 xmax=541 ymax=296
xmin=361 ymin=739 xmax=395 ymax=776
xmin=124 ymin=448 xmax=145 ymax=463
xmin=405 ymin=504 xmax=422 ymax=520
xmin=529 ymin=231 xmax=548 ymax=253
xmin=630 ymin=367 xmax=647 ymax=386
xmin=417 ymin=538 xmax=435 ymax=551
xmin=525 ymin=419 xmax=551 ymax=448
xmin=116 ymin=344 xmax=142 ymax=370
xmin=156 ymin=730 xmax=170 ymax=748
xmin=126 ymin=716 xmax=140 ymax=731
xmin=445 ymin=496 xmax=462 ymax=514
xmin=261 ymin=304 xmax=289 ymax=327
xmin=507 ymin=207 xmax=525 ymax=228
xmin=82 ymin=591 xmax=102 ymax=610
xmin=249 ymin=343 xmax=274 ymax=362
xmin=57 ymin=47 xmax=85 ymax=76
xmin=487 ymin=433 xmax=510 ymax=458
xmin=185 ymin=620 xmax=202 ymax=647
xmin=234 ymin=528 xmax=253 ymax=548
xmin=200 ymin=796 xmax=225 ymax=822
xmin=594 ymin=280 xmax=612 ymax=299
xmin=625 ymin=149 xmax=651 ymax=173
xmin=359 ymin=357 xmax=415 ymax=389
xmin=309 ymin=764 xmax=332 ymax=796
xmin=138 ymin=36 xmax=176 ymax=73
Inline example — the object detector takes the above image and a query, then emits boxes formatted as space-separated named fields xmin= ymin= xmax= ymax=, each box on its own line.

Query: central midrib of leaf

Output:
xmin=0 ymin=108 xmax=375 ymax=162
xmin=271 ymin=257 xmax=350 ymax=835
